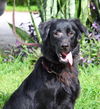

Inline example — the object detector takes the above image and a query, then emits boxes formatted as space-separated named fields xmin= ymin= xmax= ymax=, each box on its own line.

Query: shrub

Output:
xmin=7 ymin=0 xmax=37 ymax=6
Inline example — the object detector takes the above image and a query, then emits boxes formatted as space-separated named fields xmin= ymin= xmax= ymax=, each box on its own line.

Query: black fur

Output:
xmin=3 ymin=19 xmax=87 ymax=109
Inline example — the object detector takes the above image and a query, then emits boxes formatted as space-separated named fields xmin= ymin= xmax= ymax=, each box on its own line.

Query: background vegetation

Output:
xmin=6 ymin=5 xmax=38 ymax=12
xmin=0 ymin=0 xmax=100 ymax=108
xmin=7 ymin=0 xmax=37 ymax=6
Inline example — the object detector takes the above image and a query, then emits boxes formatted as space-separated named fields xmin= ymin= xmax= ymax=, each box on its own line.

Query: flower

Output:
xmin=92 ymin=22 xmax=98 ymax=29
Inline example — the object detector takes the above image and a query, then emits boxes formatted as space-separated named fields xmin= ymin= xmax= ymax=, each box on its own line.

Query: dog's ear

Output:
xmin=39 ymin=20 xmax=55 ymax=42
xmin=70 ymin=19 xmax=89 ymax=38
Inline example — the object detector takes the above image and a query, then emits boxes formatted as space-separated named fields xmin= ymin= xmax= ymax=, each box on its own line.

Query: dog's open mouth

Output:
xmin=58 ymin=51 xmax=73 ymax=65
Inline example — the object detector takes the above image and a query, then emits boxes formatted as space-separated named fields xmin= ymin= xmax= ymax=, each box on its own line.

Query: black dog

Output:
xmin=3 ymin=19 xmax=87 ymax=109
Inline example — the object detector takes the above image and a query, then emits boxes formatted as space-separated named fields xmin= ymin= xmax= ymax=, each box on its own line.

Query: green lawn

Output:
xmin=6 ymin=5 xmax=38 ymax=12
xmin=75 ymin=66 xmax=100 ymax=109
xmin=0 ymin=56 xmax=100 ymax=109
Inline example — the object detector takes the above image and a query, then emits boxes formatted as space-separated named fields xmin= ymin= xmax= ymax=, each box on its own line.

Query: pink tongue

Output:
xmin=61 ymin=52 xmax=73 ymax=65
xmin=66 ymin=52 xmax=73 ymax=66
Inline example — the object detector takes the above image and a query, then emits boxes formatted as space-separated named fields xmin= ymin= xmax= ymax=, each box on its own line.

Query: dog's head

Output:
xmin=39 ymin=19 xmax=88 ymax=64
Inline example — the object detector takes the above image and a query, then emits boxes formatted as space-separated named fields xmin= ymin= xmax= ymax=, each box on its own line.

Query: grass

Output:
xmin=6 ymin=5 xmax=38 ymax=12
xmin=0 ymin=56 xmax=33 ymax=109
xmin=0 ymin=56 xmax=100 ymax=109
xmin=75 ymin=66 xmax=100 ymax=109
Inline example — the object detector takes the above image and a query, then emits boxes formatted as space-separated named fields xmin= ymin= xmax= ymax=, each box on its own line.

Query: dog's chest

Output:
xmin=45 ymin=77 xmax=77 ymax=95
xmin=34 ymin=79 xmax=67 ymax=106
xmin=34 ymin=75 xmax=79 ymax=109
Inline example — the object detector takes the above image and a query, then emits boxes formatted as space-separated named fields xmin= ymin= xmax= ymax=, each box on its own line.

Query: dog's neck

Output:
xmin=42 ymin=57 xmax=78 ymax=75
xmin=41 ymin=57 xmax=79 ymax=85
xmin=42 ymin=57 xmax=65 ymax=74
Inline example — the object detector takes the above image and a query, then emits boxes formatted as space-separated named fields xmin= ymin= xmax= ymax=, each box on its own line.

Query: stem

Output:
xmin=27 ymin=0 xmax=42 ymax=43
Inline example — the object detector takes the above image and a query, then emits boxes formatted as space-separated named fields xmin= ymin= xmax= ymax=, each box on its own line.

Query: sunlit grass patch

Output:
xmin=6 ymin=5 xmax=38 ymax=12
xmin=0 ymin=56 xmax=33 ymax=108
xmin=75 ymin=66 xmax=100 ymax=109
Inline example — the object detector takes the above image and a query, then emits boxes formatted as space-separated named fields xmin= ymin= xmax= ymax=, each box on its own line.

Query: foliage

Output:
xmin=2 ymin=45 xmax=41 ymax=63
xmin=0 ymin=56 xmax=33 ymax=109
xmin=88 ymin=0 xmax=100 ymax=23
xmin=36 ymin=0 xmax=88 ymax=22
xmin=9 ymin=23 xmax=34 ymax=43
xmin=6 ymin=0 xmax=42 ymax=62
xmin=7 ymin=0 xmax=27 ymax=6
xmin=7 ymin=0 xmax=37 ymax=6
xmin=80 ymin=35 xmax=100 ymax=67
xmin=6 ymin=5 xmax=38 ymax=12
xmin=36 ymin=0 xmax=100 ymax=25
xmin=27 ymin=0 xmax=42 ymax=43
xmin=75 ymin=65 xmax=100 ymax=109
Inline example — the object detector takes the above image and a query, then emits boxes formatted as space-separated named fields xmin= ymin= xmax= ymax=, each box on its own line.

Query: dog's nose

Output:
xmin=61 ymin=44 xmax=69 ymax=50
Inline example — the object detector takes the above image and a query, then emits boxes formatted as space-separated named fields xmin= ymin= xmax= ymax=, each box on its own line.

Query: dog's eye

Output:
xmin=68 ymin=32 xmax=74 ymax=37
xmin=53 ymin=31 xmax=62 ymax=37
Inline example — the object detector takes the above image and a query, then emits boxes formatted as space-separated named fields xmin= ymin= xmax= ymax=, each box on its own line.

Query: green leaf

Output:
xmin=45 ymin=0 xmax=54 ymax=20
xmin=8 ymin=23 xmax=34 ymax=43
xmin=69 ymin=0 xmax=76 ymax=18
xmin=51 ymin=0 xmax=57 ymax=18
xmin=80 ymin=0 xmax=88 ymax=24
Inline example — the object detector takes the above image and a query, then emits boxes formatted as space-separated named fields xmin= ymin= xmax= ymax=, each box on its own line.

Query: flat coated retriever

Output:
xmin=3 ymin=19 xmax=87 ymax=109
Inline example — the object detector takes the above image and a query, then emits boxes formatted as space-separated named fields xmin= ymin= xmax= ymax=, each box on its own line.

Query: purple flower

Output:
xmin=16 ymin=40 xmax=21 ymax=47
xmin=87 ymin=60 xmax=92 ymax=64
xmin=93 ymin=6 xmax=96 ymax=10
xmin=80 ymin=57 xmax=87 ymax=63
xmin=94 ymin=34 xmax=100 ymax=41
xmin=92 ymin=22 xmax=98 ymax=29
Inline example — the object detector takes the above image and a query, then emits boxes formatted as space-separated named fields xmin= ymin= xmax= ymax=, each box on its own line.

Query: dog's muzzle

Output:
xmin=56 ymin=43 xmax=73 ymax=65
